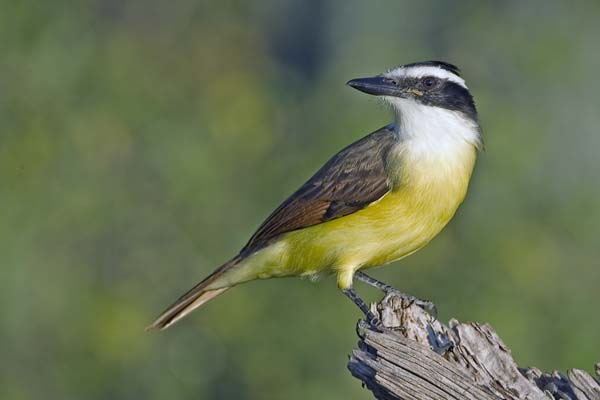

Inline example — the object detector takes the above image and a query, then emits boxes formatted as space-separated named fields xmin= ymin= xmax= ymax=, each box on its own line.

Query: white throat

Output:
xmin=388 ymin=98 xmax=482 ymax=153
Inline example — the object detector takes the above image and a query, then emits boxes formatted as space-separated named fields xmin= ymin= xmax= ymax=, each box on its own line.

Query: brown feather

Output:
xmin=244 ymin=125 xmax=397 ymax=250
xmin=148 ymin=288 xmax=229 ymax=331
xmin=149 ymin=126 xmax=398 ymax=330
xmin=147 ymin=256 xmax=241 ymax=330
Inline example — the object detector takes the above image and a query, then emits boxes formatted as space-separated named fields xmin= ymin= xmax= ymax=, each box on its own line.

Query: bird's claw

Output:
xmin=414 ymin=298 xmax=438 ymax=320
xmin=384 ymin=289 xmax=438 ymax=320
xmin=427 ymin=326 xmax=453 ymax=354
xmin=366 ymin=312 xmax=384 ymax=331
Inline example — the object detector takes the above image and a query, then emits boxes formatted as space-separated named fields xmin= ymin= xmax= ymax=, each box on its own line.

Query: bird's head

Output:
xmin=347 ymin=61 xmax=478 ymax=124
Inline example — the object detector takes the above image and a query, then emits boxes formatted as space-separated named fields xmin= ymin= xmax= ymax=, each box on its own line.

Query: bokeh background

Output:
xmin=2 ymin=1 xmax=600 ymax=399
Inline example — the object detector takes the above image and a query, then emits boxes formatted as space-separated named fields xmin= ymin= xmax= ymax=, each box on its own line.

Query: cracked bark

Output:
xmin=348 ymin=294 xmax=600 ymax=400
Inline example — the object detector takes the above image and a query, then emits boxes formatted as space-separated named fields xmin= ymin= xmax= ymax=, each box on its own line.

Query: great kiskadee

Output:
xmin=149 ymin=61 xmax=482 ymax=330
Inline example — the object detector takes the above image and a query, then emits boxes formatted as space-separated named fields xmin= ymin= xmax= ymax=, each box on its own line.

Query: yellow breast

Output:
xmin=239 ymin=138 xmax=478 ymax=289
xmin=359 ymin=140 xmax=477 ymax=265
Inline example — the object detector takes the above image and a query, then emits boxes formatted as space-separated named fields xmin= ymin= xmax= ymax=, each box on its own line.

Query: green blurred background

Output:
xmin=2 ymin=1 xmax=599 ymax=399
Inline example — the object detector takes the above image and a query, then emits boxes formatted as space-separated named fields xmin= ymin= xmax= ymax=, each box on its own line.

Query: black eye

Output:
xmin=422 ymin=77 xmax=437 ymax=88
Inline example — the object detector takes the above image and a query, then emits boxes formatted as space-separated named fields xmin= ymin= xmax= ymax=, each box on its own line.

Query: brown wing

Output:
xmin=243 ymin=125 xmax=398 ymax=251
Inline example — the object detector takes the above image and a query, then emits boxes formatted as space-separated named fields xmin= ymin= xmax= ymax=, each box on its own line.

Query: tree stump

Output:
xmin=348 ymin=294 xmax=600 ymax=400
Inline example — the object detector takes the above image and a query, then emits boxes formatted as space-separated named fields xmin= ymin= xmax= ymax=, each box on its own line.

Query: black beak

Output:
xmin=347 ymin=76 xmax=407 ymax=97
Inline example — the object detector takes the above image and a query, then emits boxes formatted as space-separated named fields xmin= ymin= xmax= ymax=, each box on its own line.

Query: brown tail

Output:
xmin=147 ymin=255 xmax=242 ymax=331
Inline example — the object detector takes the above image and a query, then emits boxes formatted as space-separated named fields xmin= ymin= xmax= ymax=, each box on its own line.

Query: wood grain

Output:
xmin=348 ymin=294 xmax=600 ymax=400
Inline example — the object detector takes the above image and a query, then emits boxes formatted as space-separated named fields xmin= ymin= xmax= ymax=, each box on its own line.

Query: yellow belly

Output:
xmin=280 ymin=185 xmax=466 ymax=287
xmin=225 ymin=143 xmax=477 ymax=289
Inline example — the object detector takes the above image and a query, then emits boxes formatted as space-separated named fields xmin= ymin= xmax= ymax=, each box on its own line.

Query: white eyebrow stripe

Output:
xmin=385 ymin=66 xmax=467 ymax=89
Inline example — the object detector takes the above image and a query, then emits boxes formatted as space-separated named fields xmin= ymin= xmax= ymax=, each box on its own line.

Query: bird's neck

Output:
xmin=392 ymin=99 xmax=482 ymax=151
xmin=386 ymin=100 xmax=480 ymax=191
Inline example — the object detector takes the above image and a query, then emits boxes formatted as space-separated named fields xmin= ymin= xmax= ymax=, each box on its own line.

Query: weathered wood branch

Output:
xmin=348 ymin=294 xmax=600 ymax=400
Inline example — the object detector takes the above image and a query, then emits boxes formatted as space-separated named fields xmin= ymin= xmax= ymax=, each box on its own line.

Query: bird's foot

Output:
xmin=353 ymin=272 xmax=438 ymax=319
xmin=427 ymin=325 xmax=453 ymax=355
xmin=366 ymin=311 xmax=384 ymax=331
xmin=343 ymin=287 xmax=385 ymax=331
xmin=384 ymin=288 xmax=438 ymax=320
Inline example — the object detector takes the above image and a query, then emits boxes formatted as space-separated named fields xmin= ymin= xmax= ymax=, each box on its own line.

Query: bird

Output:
xmin=148 ymin=61 xmax=482 ymax=330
